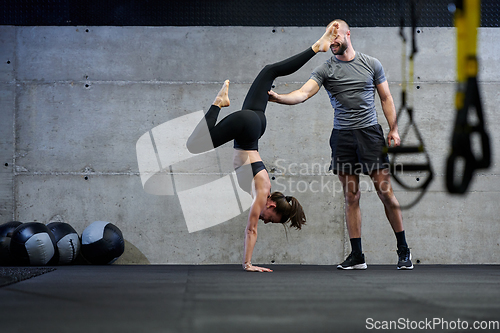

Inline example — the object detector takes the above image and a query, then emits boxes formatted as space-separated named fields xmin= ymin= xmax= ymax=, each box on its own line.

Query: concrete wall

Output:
xmin=0 ymin=26 xmax=498 ymax=265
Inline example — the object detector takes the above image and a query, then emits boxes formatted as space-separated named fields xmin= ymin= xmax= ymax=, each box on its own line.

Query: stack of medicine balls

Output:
xmin=0 ymin=221 xmax=124 ymax=266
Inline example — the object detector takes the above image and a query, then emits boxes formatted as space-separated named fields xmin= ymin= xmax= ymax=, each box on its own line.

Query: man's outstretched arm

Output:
xmin=268 ymin=79 xmax=320 ymax=105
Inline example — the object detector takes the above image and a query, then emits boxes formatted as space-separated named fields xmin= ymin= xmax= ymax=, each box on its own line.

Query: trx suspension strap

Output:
xmin=385 ymin=0 xmax=434 ymax=209
xmin=446 ymin=0 xmax=491 ymax=194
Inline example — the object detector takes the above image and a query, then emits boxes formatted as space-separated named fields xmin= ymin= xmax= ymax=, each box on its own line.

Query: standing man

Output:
xmin=268 ymin=19 xmax=413 ymax=270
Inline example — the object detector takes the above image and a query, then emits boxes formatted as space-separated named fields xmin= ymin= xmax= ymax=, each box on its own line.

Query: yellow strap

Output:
xmin=455 ymin=0 xmax=480 ymax=108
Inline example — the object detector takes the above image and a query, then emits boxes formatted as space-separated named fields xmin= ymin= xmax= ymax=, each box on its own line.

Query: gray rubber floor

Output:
xmin=0 ymin=265 xmax=499 ymax=333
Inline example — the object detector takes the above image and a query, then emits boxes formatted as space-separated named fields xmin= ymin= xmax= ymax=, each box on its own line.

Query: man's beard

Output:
xmin=333 ymin=42 xmax=348 ymax=55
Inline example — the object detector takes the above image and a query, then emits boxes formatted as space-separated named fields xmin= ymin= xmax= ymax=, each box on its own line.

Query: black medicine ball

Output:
xmin=81 ymin=221 xmax=125 ymax=265
xmin=10 ymin=222 xmax=58 ymax=266
xmin=0 ymin=221 xmax=23 ymax=265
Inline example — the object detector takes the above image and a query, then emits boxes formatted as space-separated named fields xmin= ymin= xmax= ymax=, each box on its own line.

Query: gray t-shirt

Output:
xmin=310 ymin=52 xmax=386 ymax=130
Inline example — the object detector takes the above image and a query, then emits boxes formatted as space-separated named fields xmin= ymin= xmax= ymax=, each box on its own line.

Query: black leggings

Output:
xmin=187 ymin=47 xmax=316 ymax=153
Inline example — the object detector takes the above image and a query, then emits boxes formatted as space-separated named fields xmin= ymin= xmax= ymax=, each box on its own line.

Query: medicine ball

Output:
xmin=81 ymin=221 xmax=124 ymax=265
xmin=10 ymin=222 xmax=58 ymax=266
xmin=0 ymin=221 xmax=23 ymax=265
xmin=47 ymin=222 xmax=81 ymax=265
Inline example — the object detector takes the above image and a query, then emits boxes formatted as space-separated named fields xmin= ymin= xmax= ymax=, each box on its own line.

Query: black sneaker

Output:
xmin=337 ymin=252 xmax=367 ymax=270
xmin=397 ymin=247 xmax=414 ymax=270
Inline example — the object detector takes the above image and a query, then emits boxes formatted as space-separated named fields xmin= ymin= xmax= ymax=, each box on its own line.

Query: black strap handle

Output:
xmin=446 ymin=76 xmax=491 ymax=193
xmin=384 ymin=0 xmax=434 ymax=209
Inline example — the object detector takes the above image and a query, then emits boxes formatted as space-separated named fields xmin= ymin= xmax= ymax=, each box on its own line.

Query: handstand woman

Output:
xmin=187 ymin=25 xmax=337 ymax=272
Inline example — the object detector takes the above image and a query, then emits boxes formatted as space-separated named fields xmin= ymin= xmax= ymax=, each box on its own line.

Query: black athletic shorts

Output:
xmin=329 ymin=124 xmax=390 ymax=175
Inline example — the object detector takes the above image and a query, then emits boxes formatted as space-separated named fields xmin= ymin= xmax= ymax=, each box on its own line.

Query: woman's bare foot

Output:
xmin=312 ymin=22 xmax=338 ymax=53
xmin=213 ymin=80 xmax=230 ymax=108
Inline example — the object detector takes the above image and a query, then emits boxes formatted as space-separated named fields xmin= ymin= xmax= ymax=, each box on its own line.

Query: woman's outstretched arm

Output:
xmin=243 ymin=173 xmax=273 ymax=272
